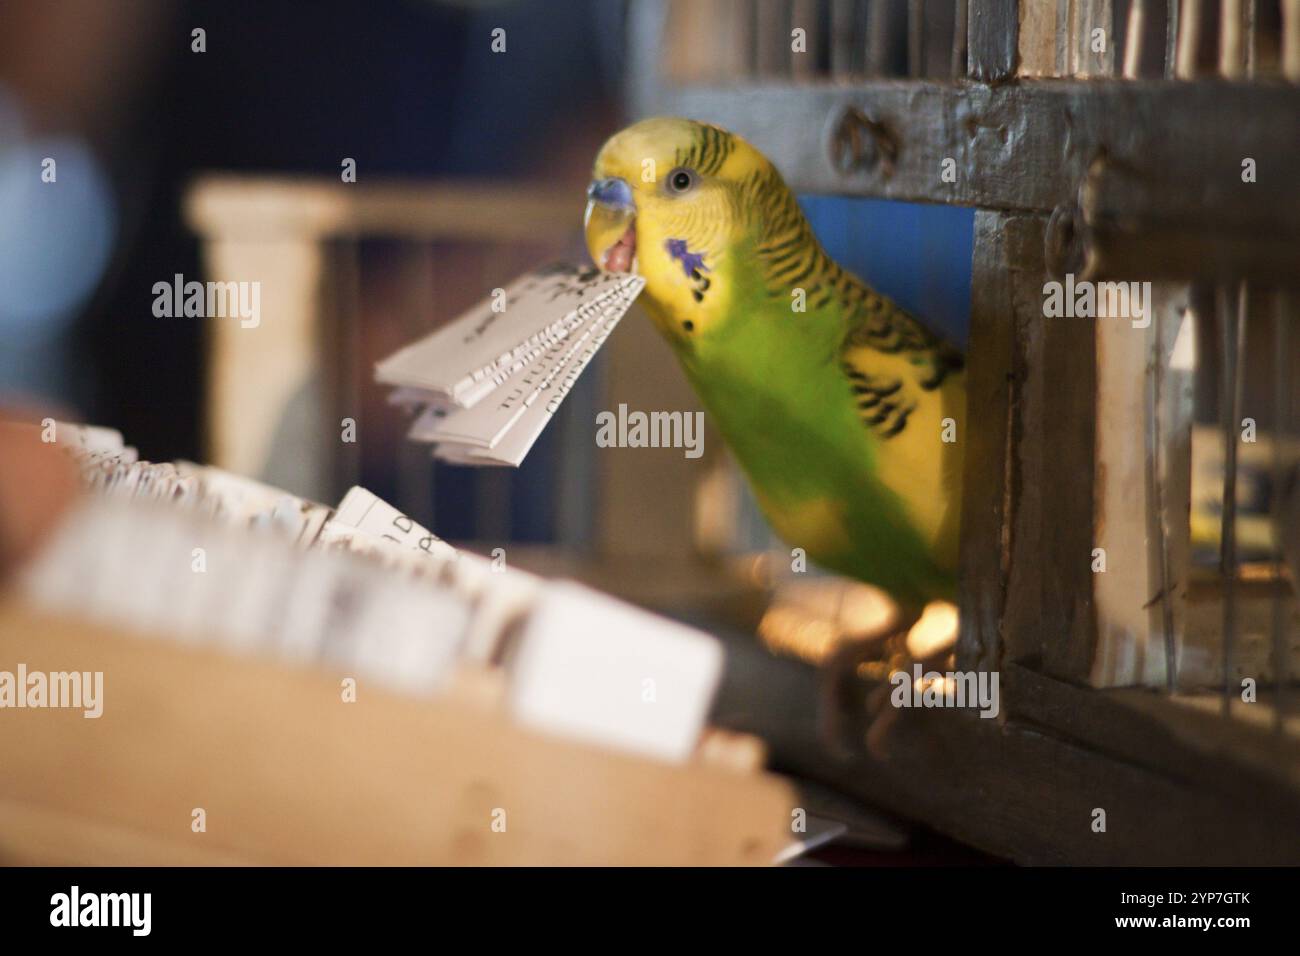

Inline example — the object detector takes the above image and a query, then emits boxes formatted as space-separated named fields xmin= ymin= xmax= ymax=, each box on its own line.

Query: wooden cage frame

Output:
xmin=630 ymin=0 xmax=1300 ymax=863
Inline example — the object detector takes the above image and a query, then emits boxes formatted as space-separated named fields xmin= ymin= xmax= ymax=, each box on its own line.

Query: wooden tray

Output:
xmin=0 ymin=601 xmax=793 ymax=865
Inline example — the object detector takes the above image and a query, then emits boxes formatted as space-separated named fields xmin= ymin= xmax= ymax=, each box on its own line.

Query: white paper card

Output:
xmin=507 ymin=582 xmax=724 ymax=763
xmin=329 ymin=485 xmax=457 ymax=560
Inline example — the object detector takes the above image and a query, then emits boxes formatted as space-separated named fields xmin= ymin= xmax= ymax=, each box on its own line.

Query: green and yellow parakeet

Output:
xmin=584 ymin=117 xmax=965 ymax=622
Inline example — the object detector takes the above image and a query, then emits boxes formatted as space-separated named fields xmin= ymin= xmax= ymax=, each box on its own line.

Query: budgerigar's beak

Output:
xmin=585 ymin=176 xmax=637 ymax=273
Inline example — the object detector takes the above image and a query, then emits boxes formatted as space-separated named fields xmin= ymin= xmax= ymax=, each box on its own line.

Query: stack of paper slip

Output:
xmin=25 ymin=425 xmax=728 ymax=763
xmin=21 ymin=496 xmax=724 ymax=764
xmin=375 ymin=262 xmax=646 ymax=466
xmin=49 ymin=423 xmax=454 ymax=556
xmin=20 ymin=499 xmax=473 ymax=696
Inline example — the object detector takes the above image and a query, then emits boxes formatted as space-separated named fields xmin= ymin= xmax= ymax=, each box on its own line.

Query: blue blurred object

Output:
xmin=0 ymin=139 xmax=116 ymax=328
xmin=0 ymin=82 xmax=117 ymax=397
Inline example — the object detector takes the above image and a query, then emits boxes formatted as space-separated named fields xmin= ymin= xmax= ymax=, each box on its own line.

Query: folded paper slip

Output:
xmin=375 ymin=262 xmax=645 ymax=466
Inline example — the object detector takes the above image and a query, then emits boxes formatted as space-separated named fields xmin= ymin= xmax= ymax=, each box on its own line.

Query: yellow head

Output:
xmin=585 ymin=117 xmax=789 ymax=344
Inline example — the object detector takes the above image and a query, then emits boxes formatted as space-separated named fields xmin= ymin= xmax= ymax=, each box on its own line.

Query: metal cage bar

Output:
xmin=1218 ymin=283 xmax=1247 ymax=715
xmin=1272 ymin=292 xmax=1293 ymax=731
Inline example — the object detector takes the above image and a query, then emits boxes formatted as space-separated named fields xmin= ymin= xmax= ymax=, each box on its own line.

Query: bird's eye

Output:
xmin=667 ymin=168 xmax=695 ymax=194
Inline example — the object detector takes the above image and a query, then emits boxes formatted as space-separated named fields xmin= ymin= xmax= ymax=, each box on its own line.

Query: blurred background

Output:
xmin=0 ymin=0 xmax=971 ymax=578
xmin=0 ymin=1 xmax=972 ymax=522
xmin=0 ymin=0 xmax=623 ymax=516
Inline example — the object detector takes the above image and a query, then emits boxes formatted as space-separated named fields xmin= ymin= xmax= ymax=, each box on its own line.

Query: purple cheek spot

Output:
xmin=665 ymin=238 xmax=710 ymax=277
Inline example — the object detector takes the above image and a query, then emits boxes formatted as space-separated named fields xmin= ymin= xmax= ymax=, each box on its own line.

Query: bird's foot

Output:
xmin=816 ymin=628 xmax=911 ymax=762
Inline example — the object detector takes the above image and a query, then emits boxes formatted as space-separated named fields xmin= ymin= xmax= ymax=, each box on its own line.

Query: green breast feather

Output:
xmin=684 ymin=228 xmax=965 ymax=612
